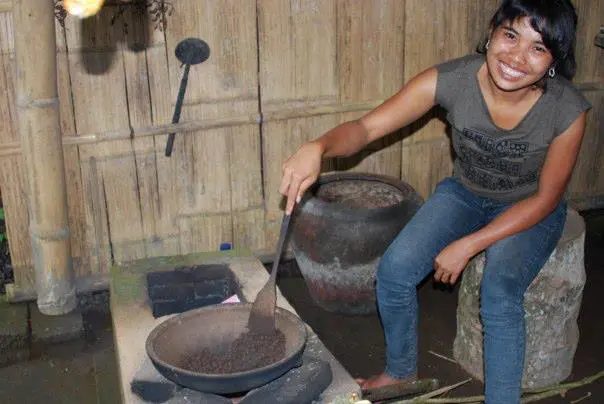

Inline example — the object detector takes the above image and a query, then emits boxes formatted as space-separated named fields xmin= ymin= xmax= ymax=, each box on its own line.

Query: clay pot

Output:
xmin=291 ymin=172 xmax=423 ymax=315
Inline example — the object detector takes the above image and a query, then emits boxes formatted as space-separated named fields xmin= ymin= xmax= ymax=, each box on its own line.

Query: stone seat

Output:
xmin=452 ymin=208 xmax=586 ymax=389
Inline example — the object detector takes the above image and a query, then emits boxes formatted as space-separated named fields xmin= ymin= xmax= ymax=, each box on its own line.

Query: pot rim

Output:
xmin=297 ymin=172 xmax=423 ymax=220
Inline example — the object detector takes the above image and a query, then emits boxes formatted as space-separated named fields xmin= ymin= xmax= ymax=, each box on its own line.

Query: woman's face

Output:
xmin=486 ymin=17 xmax=554 ymax=92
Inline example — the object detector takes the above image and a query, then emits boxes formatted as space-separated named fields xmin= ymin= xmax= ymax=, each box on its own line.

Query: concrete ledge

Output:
xmin=0 ymin=299 xmax=29 ymax=366
xmin=30 ymin=303 xmax=84 ymax=345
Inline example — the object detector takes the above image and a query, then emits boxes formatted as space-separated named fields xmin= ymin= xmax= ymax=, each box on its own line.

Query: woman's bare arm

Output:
xmin=281 ymin=67 xmax=439 ymax=213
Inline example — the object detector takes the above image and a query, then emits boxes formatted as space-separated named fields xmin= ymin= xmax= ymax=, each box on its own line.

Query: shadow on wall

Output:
xmin=60 ymin=0 xmax=172 ymax=75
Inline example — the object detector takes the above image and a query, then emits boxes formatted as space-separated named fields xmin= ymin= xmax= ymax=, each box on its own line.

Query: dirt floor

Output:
xmin=277 ymin=209 xmax=604 ymax=403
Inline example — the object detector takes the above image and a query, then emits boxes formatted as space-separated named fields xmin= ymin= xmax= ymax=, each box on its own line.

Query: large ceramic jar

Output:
xmin=291 ymin=172 xmax=423 ymax=315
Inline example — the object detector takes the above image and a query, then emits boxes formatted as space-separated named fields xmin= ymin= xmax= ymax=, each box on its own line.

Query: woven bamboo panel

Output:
xmin=401 ymin=135 xmax=455 ymax=200
xmin=120 ymin=7 xmax=180 ymax=259
xmin=257 ymin=0 xmax=338 ymax=229
xmin=337 ymin=0 xmax=405 ymax=102
xmin=258 ymin=0 xmax=337 ymax=111
xmin=166 ymin=0 xmax=258 ymax=121
xmin=125 ymin=8 xmax=185 ymax=258
xmin=0 ymin=10 xmax=13 ymax=54
xmin=178 ymin=214 xmax=232 ymax=255
xmin=334 ymin=111 xmax=403 ymax=178
xmin=567 ymin=0 xmax=604 ymax=209
xmin=56 ymin=20 xmax=90 ymax=278
xmin=65 ymin=8 xmax=145 ymax=268
xmin=0 ymin=35 xmax=33 ymax=290
xmin=262 ymin=115 xmax=338 ymax=244
xmin=258 ymin=0 xmax=339 ymax=246
xmin=0 ymin=158 xmax=32 ymax=291
xmin=568 ymin=91 xmax=604 ymax=208
xmin=259 ymin=0 xmax=407 ymax=244
xmin=401 ymin=0 xmax=499 ymax=196
xmin=334 ymin=1 xmax=405 ymax=177
xmin=0 ymin=49 xmax=16 ymax=144
xmin=0 ymin=41 xmax=23 ymax=286
xmin=573 ymin=0 xmax=604 ymax=83
xmin=162 ymin=0 xmax=261 ymax=252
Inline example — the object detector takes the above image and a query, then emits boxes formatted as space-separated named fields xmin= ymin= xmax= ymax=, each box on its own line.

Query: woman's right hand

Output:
xmin=280 ymin=141 xmax=324 ymax=214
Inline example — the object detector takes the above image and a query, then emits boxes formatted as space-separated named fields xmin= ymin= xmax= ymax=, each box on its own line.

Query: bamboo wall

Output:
xmin=0 ymin=0 xmax=602 ymax=298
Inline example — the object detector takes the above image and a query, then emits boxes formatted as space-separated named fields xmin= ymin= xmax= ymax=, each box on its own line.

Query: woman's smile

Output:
xmin=498 ymin=61 xmax=528 ymax=80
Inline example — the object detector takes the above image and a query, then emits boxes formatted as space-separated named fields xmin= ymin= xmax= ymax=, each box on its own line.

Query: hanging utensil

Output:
xmin=248 ymin=213 xmax=292 ymax=333
xmin=165 ymin=37 xmax=210 ymax=157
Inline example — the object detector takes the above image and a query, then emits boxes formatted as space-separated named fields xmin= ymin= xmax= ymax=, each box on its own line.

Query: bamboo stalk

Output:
xmin=386 ymin=370 xmax=604 ymax=403
xmin=520 ymin=370 xmax=604 ymax=403
xmin=390 ymin=378 xmax=473 ymax=403
xmin=13 ymin=0 xmax=75 ymax=315
xmin=0 ymin=99 xmax=380 ymax=156
xmin=428 ymin=350 xmax=457 ymax=364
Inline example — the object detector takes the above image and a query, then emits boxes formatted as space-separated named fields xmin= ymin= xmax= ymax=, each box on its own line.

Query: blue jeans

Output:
xmin=376 ymin=177 xmax=566 ymax=404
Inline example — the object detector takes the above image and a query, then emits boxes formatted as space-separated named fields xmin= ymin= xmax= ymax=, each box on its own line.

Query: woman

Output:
xmin=279 ymin=0 xmax=591 ymax=402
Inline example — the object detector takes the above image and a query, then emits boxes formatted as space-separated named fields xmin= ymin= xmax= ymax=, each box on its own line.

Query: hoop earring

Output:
xmin=485 ymin=40 xmax=490 ymax=50
xmin=548 ymin=67 xmax=556 ymax=78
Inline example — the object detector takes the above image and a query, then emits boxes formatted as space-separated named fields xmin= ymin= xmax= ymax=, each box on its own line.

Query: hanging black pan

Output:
xmin=146 ymin=302 xmax=307 ymax=394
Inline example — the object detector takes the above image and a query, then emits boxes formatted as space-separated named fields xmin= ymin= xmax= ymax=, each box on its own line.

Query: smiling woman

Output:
xmin=278 ymin=0 xmax=591 ymax=403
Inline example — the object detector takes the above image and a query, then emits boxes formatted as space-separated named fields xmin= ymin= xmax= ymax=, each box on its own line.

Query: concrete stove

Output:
xmin=110 ymin=250 xmax=362 ymax=403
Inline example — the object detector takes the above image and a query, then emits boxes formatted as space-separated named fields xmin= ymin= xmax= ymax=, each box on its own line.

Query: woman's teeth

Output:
xmin=500 ymin=63 xmax=526 ymax=78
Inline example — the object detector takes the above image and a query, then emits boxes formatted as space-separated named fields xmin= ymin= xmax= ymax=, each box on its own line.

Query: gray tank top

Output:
xmin=435 ymin=54 xmax=592 ymax=202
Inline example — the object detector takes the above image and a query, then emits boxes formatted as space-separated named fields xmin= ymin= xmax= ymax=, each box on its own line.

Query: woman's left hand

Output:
xmin=433 ymin=239 xmax=476 ymax=285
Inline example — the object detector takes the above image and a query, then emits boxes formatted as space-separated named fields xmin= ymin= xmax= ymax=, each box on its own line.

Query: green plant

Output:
xmin=0 ymin=208 xmax=5 ymax=243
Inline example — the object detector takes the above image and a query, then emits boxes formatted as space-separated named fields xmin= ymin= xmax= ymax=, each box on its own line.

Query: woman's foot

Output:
xmin=356 ymin=372 xmax=418 ymax=390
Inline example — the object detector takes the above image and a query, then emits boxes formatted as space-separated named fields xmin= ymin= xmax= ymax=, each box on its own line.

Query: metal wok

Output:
xmin=146 ymin=302 xmax=307 ymax=394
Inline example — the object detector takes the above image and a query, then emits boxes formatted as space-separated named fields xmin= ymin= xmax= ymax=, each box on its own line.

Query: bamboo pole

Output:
xmin=13 ymin=0 xmax=75 ymax=315
xmin=0 ymin=99 xmax=388 ymax=157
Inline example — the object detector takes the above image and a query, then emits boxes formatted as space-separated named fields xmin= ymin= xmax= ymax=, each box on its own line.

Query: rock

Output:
xmin=453 ymin=209 xmax=586 ymax=389
xmin=131 ymin=355 xmax=182 ymax=403
xmin=239 ymin=356 xmax=332 ymax=404
xmin=30 ymin=302 xmax=83 ymax=345
xmin=164 ymin=388 xmax=232 ymax=404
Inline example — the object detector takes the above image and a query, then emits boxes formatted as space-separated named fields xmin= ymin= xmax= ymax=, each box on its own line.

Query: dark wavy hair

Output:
xmin=479 ymin=0 xmax=578 ymax=81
